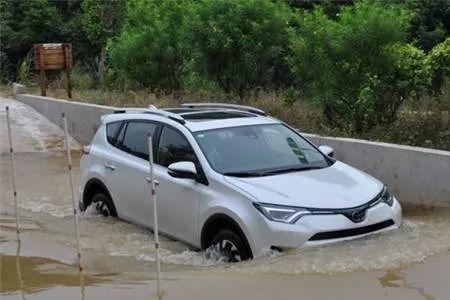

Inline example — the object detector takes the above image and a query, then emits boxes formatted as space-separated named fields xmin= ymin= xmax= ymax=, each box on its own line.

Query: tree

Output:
xmin=427 ymin=38 xmax=450 ymax=95
xmin=190 ymin=0 xmax=294 ymax=100
xmin=288 ymin=0 xmax=419 ymax=132
xmin=82 ymin=0 xmax=125 ymax=85
xmin=50 ymin=0 xmax=94 ymax=71
xmin=0 ymin=0 xmax=62 ymax=81
xmin=108 ymin=0 xmax=194 ymax=94
xmin=384 ymin=0 xmax=450 ymax=52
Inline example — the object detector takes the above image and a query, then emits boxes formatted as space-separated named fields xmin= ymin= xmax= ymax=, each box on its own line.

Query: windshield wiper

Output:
xmin=263 ymin=165 xmax=324 ymax=175
xmin=223 ymin=171 xmax=266 ymax=177
xmin=223 ymin=165 xmax=324 ymax=177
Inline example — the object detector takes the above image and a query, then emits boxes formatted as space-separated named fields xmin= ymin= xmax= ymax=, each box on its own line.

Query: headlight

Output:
xmin=253 ymin=203 xmax=311 ymax=224
xmin=381 ymin=186 xmax=394 ymax=206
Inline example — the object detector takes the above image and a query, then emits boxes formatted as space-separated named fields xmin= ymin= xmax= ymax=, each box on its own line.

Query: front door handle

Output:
xmin=104 ymin=163 xmax=115 ymax=171
xmin=146 ymin=177 xmax=160 ymax=186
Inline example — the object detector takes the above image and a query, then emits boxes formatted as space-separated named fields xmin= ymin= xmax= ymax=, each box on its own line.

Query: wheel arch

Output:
xmin=200 ymin=213 xmax=253 ymax=258
xmin=82 ymin=178 xmax=113 ymax=209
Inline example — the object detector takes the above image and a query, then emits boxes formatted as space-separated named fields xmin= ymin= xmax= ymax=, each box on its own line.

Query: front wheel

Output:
xmin=209 ymin=229 xmax=251 ymax=262
xmin=91 ymin=192 xmax=117 ymax=217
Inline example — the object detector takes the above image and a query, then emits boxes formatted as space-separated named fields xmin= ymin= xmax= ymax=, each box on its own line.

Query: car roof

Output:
xmin=184 ymin=115 xmax=279 ymax=132
xmin=101 ymin=104 xmax=281 ymax=132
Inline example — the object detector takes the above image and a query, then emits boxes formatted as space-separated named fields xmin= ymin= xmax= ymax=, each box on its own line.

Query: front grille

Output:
xmin=308 ymin=219 xmax=395 ymax=241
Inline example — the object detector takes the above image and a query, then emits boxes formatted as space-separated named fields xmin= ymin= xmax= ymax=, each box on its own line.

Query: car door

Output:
xmin=104 ymin=120 xmax=159 ymax=227
xmin=153 ymin=125 xmax=203 ymax=245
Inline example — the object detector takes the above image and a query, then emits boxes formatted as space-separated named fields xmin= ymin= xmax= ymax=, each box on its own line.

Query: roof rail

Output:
xmin=146 ymin=106 xmax=186 ymax=124
xmin=114 ymin=106 xmax=186 ymax=124
xmin=114 ymin=107 xmax=151 ymax=114
xmin=181 ymin=103 xmax=266 ymax=116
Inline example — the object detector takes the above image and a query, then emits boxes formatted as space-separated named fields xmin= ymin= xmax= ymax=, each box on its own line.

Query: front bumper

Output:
xmin=249 ymin=197 xmax=402 ymax=256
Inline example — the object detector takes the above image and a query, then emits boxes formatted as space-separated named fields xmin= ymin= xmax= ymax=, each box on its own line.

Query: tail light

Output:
xmin=82 ymin=145 xmax=91 ymax=155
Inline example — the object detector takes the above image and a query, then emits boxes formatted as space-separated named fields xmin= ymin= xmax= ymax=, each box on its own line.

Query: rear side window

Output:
xmin=106 ymin=121 xmax=122 ymax=145
xmin=157 ymin=127 xmax=197 ymax=167
xmin=119 ymin=121 xmax=157 ymax=160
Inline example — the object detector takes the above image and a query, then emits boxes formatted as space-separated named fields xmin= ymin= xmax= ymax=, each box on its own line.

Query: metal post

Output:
xmin=15 ymin=239 xmax=26 ymax=300
xmin=62 ymin=113 xmax=83 ymax=272
xmin=79 ymin=267 xmax=85 ymax=300
xmin=147 ymin=134 xmax=162 ymax=297
xmin=6 ymin=106 xmax=20 ymax=240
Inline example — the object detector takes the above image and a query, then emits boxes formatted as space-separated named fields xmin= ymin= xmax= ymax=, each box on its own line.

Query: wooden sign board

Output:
xmin=33 ymin=43 xmax=73 ymax=98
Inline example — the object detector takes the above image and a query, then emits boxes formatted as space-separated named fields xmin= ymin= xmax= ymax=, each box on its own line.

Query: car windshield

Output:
xmin=194 ymin=124 xmax=331 ymax=177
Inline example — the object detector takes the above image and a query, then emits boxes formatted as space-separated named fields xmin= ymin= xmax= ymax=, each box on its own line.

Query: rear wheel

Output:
xmin=91 ymin=192 xmax=117 ymax=217
xmin=209 ymin=229 xmax=251 ymax=262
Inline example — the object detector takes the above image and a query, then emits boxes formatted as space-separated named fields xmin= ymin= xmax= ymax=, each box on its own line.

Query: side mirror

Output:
xmin=318 ymin=145 xmax=334 ymax=157
xmin=168 ymin=161 xmax=198 ymax=179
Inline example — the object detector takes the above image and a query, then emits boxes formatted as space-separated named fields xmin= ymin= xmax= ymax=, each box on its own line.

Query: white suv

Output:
xmin=80 ymin=103 xmax=402 ymax=262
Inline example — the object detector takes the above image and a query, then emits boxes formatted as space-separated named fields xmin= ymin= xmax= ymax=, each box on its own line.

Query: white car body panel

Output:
xmin=223 ymin=161 xmax=384 ymax=209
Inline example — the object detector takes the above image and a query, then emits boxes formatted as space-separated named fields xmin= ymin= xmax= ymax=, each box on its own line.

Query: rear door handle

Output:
xmin=146 ymin=177 xmax=159 ymax=186
xmin=104 ymin=163 xmax=115 ymax=171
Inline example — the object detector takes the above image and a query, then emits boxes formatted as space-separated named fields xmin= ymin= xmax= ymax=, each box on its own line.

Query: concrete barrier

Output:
xmin=13 ymin=83 xmax=115 ymax=145
xmin=13 ymin=83 xmax=450 ymax=207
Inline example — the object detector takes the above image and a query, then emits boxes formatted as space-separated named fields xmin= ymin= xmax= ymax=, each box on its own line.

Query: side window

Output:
xmin=106 ymin=121 xmax=122 ymax=145
xmin=157 ymin=127 xmax=197 ymax=167
xmin=116 ymin=122 xmax=127 ymax=145
xmin=119 ymin=121 xmax=157 ymax=160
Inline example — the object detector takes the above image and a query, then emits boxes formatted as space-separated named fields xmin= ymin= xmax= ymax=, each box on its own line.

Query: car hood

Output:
xmin=224 ymin=161 xmax=383 ymax=209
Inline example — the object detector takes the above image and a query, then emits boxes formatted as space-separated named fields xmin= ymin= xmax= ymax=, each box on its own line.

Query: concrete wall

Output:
xmin=14 ymin=84 xmax=115 ymax=144
xmin=13 ymin=84 xmax=450 ymax=207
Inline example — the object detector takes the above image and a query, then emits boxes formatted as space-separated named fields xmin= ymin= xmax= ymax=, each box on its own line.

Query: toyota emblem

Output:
xmin=350 ymin=209 xmax=366 ymax=222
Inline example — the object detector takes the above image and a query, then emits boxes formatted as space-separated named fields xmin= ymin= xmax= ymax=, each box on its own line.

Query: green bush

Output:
xmin=288 ymin=0 xmax=419 ymax=132
xmin=427 ymin=38 xmax=450 ymax=95
xmin=108 ymin=0 xmax=194 ymax=94
xmin=390 ymin=43 xmax=431 ymax=99
xmin=17 ymin=57 xmax=32 ymax=84
xmin=182 ymin=63 xmax=222 ymax=94
xmin=190 ymin=0 xmax=294 ymax=99
xmin=282 ymin=86 xmax=303 ymax=106
xmin=71 ymin=67 xmax=95 ymax=90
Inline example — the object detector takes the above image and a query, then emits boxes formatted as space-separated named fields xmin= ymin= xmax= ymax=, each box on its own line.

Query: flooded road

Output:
xmin=1 ymin=97 xmax=450 ymax=299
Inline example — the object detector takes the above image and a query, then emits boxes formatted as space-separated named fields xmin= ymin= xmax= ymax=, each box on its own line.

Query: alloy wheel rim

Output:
xmin=94 ymin=200 xmax=110 ymax=217
xmin=214 ymin=239 xmax=242 ymax=262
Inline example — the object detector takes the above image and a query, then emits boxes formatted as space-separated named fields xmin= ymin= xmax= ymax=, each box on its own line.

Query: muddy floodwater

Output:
xmin=1 ymin=97 xmax=450 ymax=299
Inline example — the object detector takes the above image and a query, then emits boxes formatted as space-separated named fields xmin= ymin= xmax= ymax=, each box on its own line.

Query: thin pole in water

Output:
xmin=147 ymin=133 xmax=162 ymax=298
xmin=62 ymin=113 xmax=83 ymax=272
xmin=15 ymin=239 xmax=26 ymax=300
xmin=6 ymin=106 xmax=20 ymax=241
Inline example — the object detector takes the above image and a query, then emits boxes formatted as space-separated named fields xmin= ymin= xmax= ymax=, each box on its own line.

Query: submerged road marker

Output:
xmin=62 ymin=113 xmax=83 ymax=272
xmin=147 ymin=133 xmax=162 ymax=297
xmin=15 ymin=239 xmax=27 ymax=300
xmin=5 ymin=106 xmax=20 ymax=241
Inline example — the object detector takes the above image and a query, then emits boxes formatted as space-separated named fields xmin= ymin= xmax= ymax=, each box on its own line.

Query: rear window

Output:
xmin=106 ymin=121 xmax=122 ymax=145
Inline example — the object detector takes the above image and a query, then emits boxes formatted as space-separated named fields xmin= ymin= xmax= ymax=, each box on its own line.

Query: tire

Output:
xmin=210 ymin=229 xmax=252 ymax=262
xmin=91 ymin=192 xmax=117 ymax=217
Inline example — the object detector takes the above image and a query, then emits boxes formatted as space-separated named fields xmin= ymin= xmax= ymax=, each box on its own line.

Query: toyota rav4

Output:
xmin=80 ymin=103 xmax=402 ymax=262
